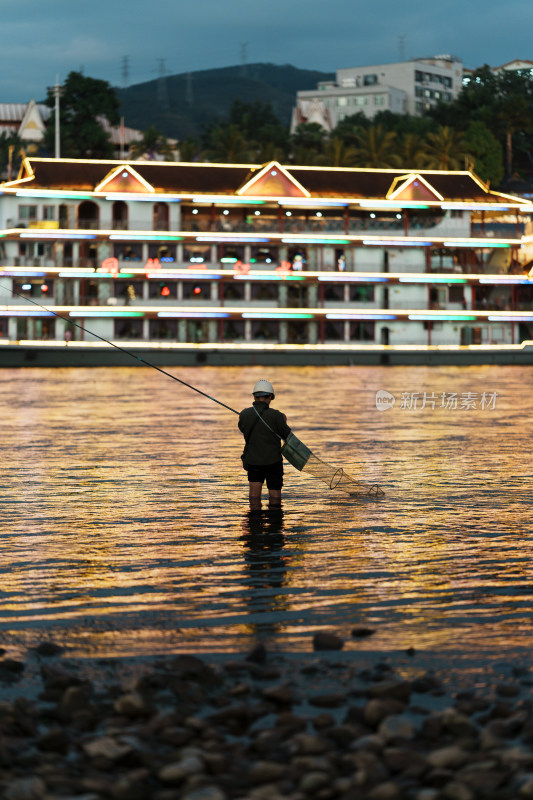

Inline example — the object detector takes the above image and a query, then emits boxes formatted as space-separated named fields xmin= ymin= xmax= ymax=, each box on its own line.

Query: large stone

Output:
xmin=248 ymin=761 xmax=287 ymax=784
xmin=368 ymin=680 xmax=411 ymax=703
xmin=298 ymin=771 xmax=330 ymax=793
xmin=440 ymin=708 xmax=478 ymax=738
xmin=366 ymin=782 xmax=402 ymax=800
xmin=441 ymin=781 xmax=474 ymax=800
xmin=159 ymin=756 xmax=204 ymax=784
xmin=364 ymin=698 xmax=405 ymax=728
xmin=309 ymin=692 xmax=347 ymax=708
xmin=378 ymin=714 xmax=416 ymax=741
xmin=82 ymin=736 xmax=133 ymax=762
xmin=3 ymin=777 xmax=46 ymax=800
xmin=114 ymin=691 xmax=151 ymax=717
xmin=59 ymin=685 xmax=91 ymax=715
xmin=312 ymin=632 xmax=344 ymax=651
xmin=289 ymin=733 xmax=329 ymax=755
xmin=262 ymin=684 xmax=294 ymax=705
xmin=182 ymin=787 xmax=227 ymax=800
xmin=427 ymin=746 xmax=469 ymax=769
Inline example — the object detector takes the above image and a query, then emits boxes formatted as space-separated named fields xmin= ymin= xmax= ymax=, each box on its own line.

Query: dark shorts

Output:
xmin=246 ymin=460 xmax=284 ymax=490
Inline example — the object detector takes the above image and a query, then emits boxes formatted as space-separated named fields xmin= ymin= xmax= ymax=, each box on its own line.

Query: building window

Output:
xmin=337 ymin=96 xmax=347 ymax=107
xmin=149 ymin=319 xmax=177 ymax=340
xmin=13 ymin=279 xmax=54 ymax=298
xmin=374 ymin=95 xmax=386 ymax=106
xmin=148 ymin=280 xmax=178 ymax=299
xmin=252 ymin=321 xmax=278 ymax=341
xmin=18 ymin=205 xmax=38 ymax=223
xmin=222 ymin=321 xmax=245 ymax=341
xmin=42 ymin=206 xmax=56 ymax=221
xmin=355 ymin=96 xmax=367 ymax=106
xmin=114 ymin=319 xmax=143 ymax=339
xmin=350 ymin=321 xmax=374 ymax=341
xmin=364 ymin=74 xmax=378 ymax=86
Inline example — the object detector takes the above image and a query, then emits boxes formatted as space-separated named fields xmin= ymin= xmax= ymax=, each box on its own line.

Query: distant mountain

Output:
xmin=115 ymin=63 xmax=334 ymax=141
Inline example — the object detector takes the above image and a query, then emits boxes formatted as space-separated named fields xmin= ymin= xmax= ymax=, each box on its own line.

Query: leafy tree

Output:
xmin=330 ymin=113 xmax=369 ymax=147
xmin=44 ymin=71 xmax=120 ymax=158
xmin=290 ymin=122 xmax=326 ymax=155
xmin=462 ymin=121 xmax=503 ymax=186
xmin=0 ymin=132 xmax=25 ymax=179
xmin=428 ymin=66 xmax=533 ymax=178
xmin=204 ymin=123 xmax=253 ymax=163
xmin=229 ymin=99 xmax=287 ymax=152
xmin=129 ymin=125 xmax=174 ymax=160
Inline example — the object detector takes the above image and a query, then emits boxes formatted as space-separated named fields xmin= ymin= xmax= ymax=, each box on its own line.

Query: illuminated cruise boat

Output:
xmin=0 ymin=157 xmax=532 ymax=365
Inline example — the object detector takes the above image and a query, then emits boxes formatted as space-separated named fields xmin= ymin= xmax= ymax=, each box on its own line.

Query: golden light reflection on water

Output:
xmin=0 ymin=364 xmax=532 ymax=662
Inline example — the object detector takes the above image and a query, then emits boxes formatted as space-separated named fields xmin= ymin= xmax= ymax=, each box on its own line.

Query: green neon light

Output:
xmin=69 ymin=311 xmax=144 ymax=318
xmin=15 ymin=191 xmax=94 ymax=200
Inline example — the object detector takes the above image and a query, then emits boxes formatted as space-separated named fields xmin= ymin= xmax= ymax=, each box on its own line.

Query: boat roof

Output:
xmin=3 ymin=157 xmax=527 ymax=207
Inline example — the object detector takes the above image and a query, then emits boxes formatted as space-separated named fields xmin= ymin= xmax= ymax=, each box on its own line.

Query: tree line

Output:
xmin=2 ymin=67 xmax=533 ymax=189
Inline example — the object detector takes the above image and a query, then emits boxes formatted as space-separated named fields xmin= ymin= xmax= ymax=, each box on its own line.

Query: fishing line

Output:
xmin=1 ymin=283 xmax=384 ymax=497
xmin=0 ymin=283 xmax=239 ymax=414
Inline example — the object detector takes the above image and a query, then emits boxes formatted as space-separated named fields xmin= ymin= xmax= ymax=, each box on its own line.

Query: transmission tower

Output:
xmin=397 ymin=35 xmax=406 ymax=61
xmin=157 ymin=58 xmax=169 ymax=110
xmin=121 ymin=55 xmax=130 ymax=87
xmin=240 ymin=43 xmax=248 ymax=77
xmin=186 ymin=72 xmax=194 ymax=105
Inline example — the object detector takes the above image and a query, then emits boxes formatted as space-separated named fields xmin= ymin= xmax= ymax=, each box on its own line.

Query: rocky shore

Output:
xmin=1 ymin=636 xmax=533 ymax=800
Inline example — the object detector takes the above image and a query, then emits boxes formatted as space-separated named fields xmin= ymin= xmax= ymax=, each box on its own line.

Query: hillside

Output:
xmin=115 ymin=63 xmax=334 ymax=141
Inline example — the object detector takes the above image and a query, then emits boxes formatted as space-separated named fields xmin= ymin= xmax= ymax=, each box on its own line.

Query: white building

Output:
xmin=291 ymin=55 xmax=463 ymax=133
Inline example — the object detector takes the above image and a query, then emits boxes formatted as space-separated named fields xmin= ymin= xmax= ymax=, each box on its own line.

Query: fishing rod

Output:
xmin=0 ymin=283 xmax=239 ymax=415
xmin=1 ymin=283 xmax=385 ymax=497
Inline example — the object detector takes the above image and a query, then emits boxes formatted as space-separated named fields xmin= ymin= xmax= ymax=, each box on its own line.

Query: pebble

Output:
xmin=3 ymin=777 xmax=46 ymax=800
xmin=427 ymin=745 xmax=469 ymax=769
xmin=312 ymin=632 xmax=344 ymax=651
xmin=1 ymin=647 xmax=533 ymax=800
xmin=378 ymin=713 xmax=417 ymax=741
xmin=158 ymin=756 xmax=205 ymax=784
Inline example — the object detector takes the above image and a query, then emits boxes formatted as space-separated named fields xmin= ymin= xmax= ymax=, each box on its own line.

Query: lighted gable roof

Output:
xmin=3 ymin=158 xmax=527 ymax=207
xmin=94 ymin=164 xmax=155 ymax=193
xmin=237 ymin=161 xmax=310 ymax=197
xmin=387 ymin=173 xmax=444 ymax=202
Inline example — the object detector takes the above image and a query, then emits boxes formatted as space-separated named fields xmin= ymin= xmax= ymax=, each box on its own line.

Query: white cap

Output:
xmin=253 ymin=379 xmax=275 ymax=398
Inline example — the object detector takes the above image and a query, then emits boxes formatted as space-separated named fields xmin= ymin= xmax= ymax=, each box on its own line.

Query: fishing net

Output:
xmin=281 ymin=433 xmax=384 ymax=499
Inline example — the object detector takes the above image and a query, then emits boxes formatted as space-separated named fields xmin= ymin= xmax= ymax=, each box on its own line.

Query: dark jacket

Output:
xmin=238 ymin=401 xmax=291 ymax=466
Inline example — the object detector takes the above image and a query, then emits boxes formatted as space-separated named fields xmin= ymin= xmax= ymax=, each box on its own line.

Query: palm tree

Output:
xmin=353 ymin=125 xmax=401 ymax=168
xmin=205 ymin=124 xmax=252 ymax=163
xmin=129 ymin=126 xmax=175 ymax=161
xmin=317 ymin=137 xmax=358 ymax=167
xmin=398 ymin=133 xmax=429 ymax=170
xmin=424 ymin=126 xmax=465 ymax=170
xmin=178 ymin=135 xmax=205 ymax=162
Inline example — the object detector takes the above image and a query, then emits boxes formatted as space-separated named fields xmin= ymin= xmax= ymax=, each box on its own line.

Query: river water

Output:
xmin=0 ymin=364 xmax=532 ymax=671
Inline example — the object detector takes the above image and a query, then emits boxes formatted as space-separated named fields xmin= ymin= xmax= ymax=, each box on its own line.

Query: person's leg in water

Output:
xmin=266 ymin=461 xmax=283 ymax=508
xmin=249 ymin=481 xmax=263 ymax=511
xmin=268 ymin=488 xmax=281 ymax=508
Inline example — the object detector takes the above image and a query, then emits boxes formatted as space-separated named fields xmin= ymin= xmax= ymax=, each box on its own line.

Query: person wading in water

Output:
xmin=239 ymin=380 xmax=291 ymax=510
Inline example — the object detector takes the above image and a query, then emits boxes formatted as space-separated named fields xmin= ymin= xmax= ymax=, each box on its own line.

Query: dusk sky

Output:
xmin=1 ymin=0 xmax=531 ymax=102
